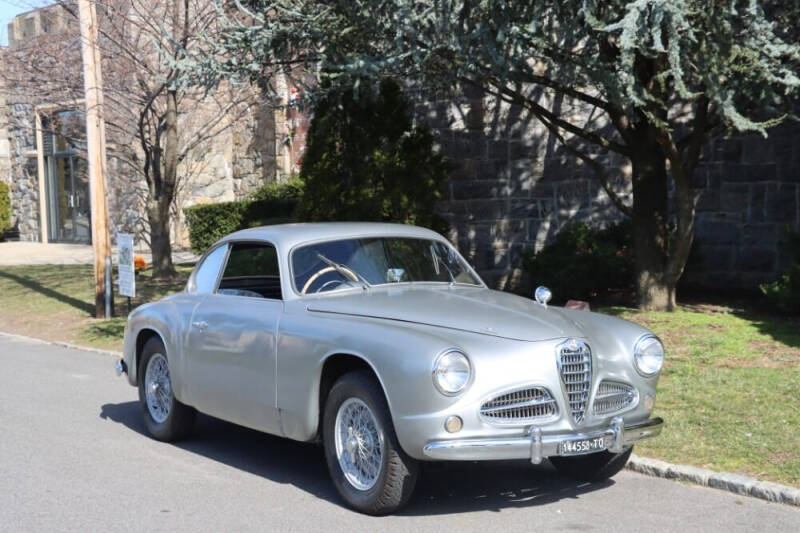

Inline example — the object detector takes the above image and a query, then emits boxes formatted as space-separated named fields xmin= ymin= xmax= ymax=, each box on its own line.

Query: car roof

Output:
xmin=218 ymin=222 xmax=446 ymax=251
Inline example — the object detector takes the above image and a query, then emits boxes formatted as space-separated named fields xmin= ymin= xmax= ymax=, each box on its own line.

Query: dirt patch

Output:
xmin=0 ymin=309 xmax=88 ymax=345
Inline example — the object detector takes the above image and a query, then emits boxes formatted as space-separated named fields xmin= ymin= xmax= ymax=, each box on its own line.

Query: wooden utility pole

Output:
xmin=78 ymin=0 xmax=113 ymax=319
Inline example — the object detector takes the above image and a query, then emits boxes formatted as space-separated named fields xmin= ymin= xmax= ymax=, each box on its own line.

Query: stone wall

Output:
xmin=684 ymin=123 xmax=800 ymax=291
xmin=3 ymin=100 xmax=40 ymax=241
xmin=419 ymin=90 xmax=799 ymax=293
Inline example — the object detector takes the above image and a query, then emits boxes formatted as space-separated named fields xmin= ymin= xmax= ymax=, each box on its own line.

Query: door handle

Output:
xmin=192 ymin=320 xmax=208 ymax=331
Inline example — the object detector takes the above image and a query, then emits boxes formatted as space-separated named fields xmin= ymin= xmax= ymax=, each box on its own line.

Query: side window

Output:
xmin=190 ymin=244 xmax=228 ymax=294
xmin=217 ymin=242 xmax=282 ymax=300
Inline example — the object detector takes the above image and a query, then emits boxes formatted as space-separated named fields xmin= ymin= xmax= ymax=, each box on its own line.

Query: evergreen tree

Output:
xmin=184 ymin=0 xmax=799 ymax=309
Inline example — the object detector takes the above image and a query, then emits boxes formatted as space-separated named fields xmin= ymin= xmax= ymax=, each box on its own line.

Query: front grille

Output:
xmin=593 ymin=381 xmax=637 ymax=415
xmin=557 ymin=339 xmax=592 ymax=424
xmin=480 ymin=386 xmax=558 ymax=423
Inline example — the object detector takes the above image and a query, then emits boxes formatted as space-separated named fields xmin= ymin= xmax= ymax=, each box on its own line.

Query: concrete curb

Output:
xmin=0 ymin=330 xmax=122 ymax=358
xmin=627 ymin=454 xmax=800 ymax=507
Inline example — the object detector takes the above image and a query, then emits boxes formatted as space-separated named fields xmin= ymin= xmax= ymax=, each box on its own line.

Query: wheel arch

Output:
xmin=316 ymin=352 xmax=393 ymax=442
xmin=134 ymin=327 xmax=167 ymax=382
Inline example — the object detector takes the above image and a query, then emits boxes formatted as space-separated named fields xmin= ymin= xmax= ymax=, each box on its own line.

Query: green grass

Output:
xmin=0 ymin=264 xmax=191 ymax=350
xmin=603 ymin=305 xmax=800 ymax=487
xmin=0 ymin=265 xmax=797 ymax=486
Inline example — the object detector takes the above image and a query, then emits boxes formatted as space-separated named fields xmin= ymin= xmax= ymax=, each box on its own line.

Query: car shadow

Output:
xmin=100 ymin=401 xmax=613 ymax=515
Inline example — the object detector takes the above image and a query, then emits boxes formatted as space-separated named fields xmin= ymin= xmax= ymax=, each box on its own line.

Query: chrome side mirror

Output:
xmin=534 ymin=286 xmax=552 ymax=308
xmin=386 ymin=268 xmax=406 ymax=283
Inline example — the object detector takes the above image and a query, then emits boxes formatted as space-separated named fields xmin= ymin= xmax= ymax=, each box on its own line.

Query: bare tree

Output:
xmin=1 ymin=0 xmax=260 ymax=277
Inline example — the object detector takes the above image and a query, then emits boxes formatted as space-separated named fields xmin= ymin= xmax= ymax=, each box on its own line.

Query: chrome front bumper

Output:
xmin=423 ymin=417 xmax=663 ymax=463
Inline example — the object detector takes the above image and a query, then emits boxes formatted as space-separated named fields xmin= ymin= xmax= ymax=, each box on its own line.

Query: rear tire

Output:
xmin=549 ymin=446 xmax=633 ymax=482
xmin=137 ymin=337 xmax=196 ymax=442
xmin=322 ymin=371 xmax=419 ymax=515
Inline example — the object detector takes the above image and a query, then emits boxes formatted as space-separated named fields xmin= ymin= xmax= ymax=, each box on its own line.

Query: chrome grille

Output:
xmin=480 ymin=386 xmax=557 ymax=423
xmin=593 ymin=381 xmax=637 ymax=415
xmin=557 ymin=339 xmax=592 ymax=424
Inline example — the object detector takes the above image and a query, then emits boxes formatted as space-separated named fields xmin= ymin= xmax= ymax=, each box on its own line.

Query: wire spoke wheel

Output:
xmin=334 ymin=397 xmax=384 ymax=491
xmin=144 ymin=353 xmax=172 ymax=424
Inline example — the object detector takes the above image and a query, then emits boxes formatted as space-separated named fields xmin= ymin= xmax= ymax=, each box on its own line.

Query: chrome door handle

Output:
xmin=192 ymin=321 xmax=208 ymax=331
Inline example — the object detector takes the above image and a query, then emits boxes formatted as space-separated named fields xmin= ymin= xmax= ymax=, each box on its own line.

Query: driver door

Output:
xmin=185 ymin=241 xmax=283 ymax=435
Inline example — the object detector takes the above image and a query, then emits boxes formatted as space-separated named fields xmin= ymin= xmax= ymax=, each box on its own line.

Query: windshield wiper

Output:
xmin=316 ymin=253 xmax=371 ymax=290
xmin=431 ymin=247 xmax=456 ymax=286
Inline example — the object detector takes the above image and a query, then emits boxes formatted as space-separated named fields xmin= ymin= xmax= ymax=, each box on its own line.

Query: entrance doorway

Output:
xmin=42 ymin=111 xmax=91 ymax=244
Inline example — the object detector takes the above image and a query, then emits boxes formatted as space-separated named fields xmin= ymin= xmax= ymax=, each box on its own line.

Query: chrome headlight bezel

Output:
xmin=633 ymin=334 xmax=665 ymax=377
xmin=432 ymin=349 xmax=472 ymax=396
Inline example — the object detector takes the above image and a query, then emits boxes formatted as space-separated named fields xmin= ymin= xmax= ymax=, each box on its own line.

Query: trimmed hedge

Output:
xmin=183 ymin=178 xmax=303 ymax=253
xmin=0 ymin=181 xmax=10 ymax=236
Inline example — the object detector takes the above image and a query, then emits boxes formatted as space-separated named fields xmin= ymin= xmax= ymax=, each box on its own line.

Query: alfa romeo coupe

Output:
xmin=116 ymin=222 xmax=664 ymax=514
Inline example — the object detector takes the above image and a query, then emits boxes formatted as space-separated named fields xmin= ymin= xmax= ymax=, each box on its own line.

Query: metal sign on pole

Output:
xmin=78 ymin=0 xmax=113 ymax=319
xmin=117 ymin=233 xmax=135 ymax=313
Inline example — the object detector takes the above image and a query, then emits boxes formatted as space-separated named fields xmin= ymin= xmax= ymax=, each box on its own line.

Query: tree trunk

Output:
xmin=631 ymin=135 xmax=675 ymax=311
xmin=148 ymin=89 xmax=179 ymax=279
xmin=147 ymin=195 xmax=175 ymax=278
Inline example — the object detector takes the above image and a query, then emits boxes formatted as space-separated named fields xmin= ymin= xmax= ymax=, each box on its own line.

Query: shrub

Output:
xmin=0 ymin=181 xmax=10 ymax=236
xmin=523 ymin=221 xmax=633 ymax=303
xmin=295 ymin=78 xmax=449 ymax=234
xmin=760 ymin=230 xmax=800 ymax=314
xmin=183 ymin=179 xmax=303 ymax=253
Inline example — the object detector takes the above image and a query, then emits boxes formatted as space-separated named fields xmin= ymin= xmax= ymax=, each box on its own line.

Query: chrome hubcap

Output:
xmin=144 ymin=353 xmax=172 ymax=424
xmin=334 ymin=398 xmax=384 ymax=491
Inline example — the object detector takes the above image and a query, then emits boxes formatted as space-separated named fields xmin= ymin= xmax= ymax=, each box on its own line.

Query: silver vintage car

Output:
xmin=117 ymin=222 xmax=664 ymax=514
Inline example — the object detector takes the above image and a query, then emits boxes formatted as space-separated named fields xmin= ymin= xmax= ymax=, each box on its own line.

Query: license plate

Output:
xmin=559 ymin=436 xmax=606 ymax=456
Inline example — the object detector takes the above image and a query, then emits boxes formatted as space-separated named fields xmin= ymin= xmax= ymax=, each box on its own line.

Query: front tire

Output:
xmin=137 ymin=337 xmax=196 ymax=442
xmin=549 ymin=446 xmax=633 ymax=482
xmin=322 ymin=371 xmax=419 ymax=515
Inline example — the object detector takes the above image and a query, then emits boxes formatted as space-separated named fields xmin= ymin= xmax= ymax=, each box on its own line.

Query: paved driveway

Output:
xmin=1 ymin=334 xmax=798 ymax=532
xmin=0 ymin=242 xmax=196 ymax=266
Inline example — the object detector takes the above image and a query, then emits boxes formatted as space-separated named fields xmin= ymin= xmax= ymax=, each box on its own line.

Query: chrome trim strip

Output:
xmin=422 ymin=417 xmax=664 ymax=462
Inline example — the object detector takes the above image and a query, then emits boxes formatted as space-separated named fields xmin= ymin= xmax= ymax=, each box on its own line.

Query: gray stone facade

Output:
xmin=418 ymin=91 xmax=799 ymax=292
xmin=686 ymin=124 xmax=800 ymax=290
xmin=1 ymin=98 xmax=40 ymax=241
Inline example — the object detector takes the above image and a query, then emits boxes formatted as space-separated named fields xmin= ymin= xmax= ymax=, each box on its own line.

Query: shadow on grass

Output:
xmin=735 ymin=311 xmax=800 ymax=350
xmin=0 ymin=269 xmax=94 ymax=316
xmin=599 ymin=302 xmax=800 ymax=350
xmin=83 ymin=318 xmax=126 ymax=343
xmin=100 ymin=401 xmax=613 ymax=515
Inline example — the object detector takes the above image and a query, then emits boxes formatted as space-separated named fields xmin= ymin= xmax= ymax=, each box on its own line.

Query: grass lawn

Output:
xmin=0 ymin=264 xmax=797 ymax=486
xmin=603 ymin=304 xmax=800 ymax=487
xmin=0 ymin=264 xmax=191 ymax=351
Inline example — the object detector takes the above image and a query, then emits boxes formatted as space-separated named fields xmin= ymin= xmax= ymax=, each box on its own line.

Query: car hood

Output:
xmin=305 ymin=285 xmax=584 ymax=341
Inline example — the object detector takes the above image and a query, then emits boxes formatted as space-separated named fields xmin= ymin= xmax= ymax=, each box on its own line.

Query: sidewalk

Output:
xmin=0 ymin=242 xmax=197 ymax=266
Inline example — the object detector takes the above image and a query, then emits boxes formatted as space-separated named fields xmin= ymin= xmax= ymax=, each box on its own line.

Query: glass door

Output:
xmin=42 ymin=111 xmax=91 ymax=244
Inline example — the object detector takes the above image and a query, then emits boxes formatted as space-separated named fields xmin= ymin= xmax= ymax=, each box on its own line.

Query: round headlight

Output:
xmin=432 ymin=350 xmax=471 ymax=395
xmin=634 ymin=335 xmax=664 ymax=377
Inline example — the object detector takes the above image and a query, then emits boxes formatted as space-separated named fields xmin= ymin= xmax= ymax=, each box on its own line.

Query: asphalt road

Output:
xmin=1 ymin=335 xmax=798 ymax=532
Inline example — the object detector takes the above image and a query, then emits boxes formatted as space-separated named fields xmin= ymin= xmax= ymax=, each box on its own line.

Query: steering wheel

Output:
xmin=301 ymin=265 xmax=359 ymax=294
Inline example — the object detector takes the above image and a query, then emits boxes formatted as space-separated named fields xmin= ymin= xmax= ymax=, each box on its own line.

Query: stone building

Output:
xmin=417 ymin=91 xmax=800 ymax=293
xmin=0 ymin=4 xmax=305 ymax=250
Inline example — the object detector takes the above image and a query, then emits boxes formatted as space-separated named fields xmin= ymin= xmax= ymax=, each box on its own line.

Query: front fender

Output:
xmin=275 ymin=303 xmax=463 ymax=445
xmin=121 ymin=295 xmax=198 ymax=403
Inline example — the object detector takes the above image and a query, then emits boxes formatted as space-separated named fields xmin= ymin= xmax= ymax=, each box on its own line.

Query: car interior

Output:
xmin=217 ymin=242 xmax=282 ymax=300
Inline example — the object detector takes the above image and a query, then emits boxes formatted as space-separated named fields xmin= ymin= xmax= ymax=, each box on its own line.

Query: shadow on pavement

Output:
xmin=100 ymin=401 xmax=613 ymax=515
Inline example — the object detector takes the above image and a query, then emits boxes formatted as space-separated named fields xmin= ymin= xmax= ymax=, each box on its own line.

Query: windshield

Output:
xmin=292 ymin=237 xmax=482 ymax=294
